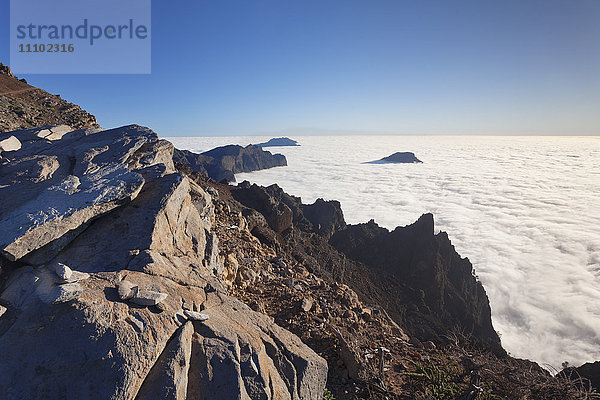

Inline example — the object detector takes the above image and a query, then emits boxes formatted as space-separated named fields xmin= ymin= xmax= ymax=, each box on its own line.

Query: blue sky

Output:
xmin=1 ymin=0 xmax=599 ymax=136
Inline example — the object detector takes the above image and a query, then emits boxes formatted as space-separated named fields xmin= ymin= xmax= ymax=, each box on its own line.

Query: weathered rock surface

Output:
xmin=46 ymin=283 xmax=84 ymax=304
xmin=367 ymin=151 xmax=422 ymax=164
xmin=187 ymin=294 xmax=327 ymax=400
xmin=0 ymin=125 xmax=162 ymax=261
xmin=131 ymin=289 xmax=168 ymax=306
xmin=0 ymin=124 xmax=327 ymax=400
xmin=255 ymin=137 xmax=299 ymax=147
xmin=173 ymin=144 xmax=287 ymax=183
xmin=135 ymin=322 xmax=194 ymax=400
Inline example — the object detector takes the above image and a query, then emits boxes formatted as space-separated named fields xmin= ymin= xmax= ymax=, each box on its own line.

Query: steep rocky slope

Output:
xmin=0 ymin=63 xmax=98 ymax=132
xmin=229 ymin=182 xmax=501 ymax=354
xmin=185 ymin=175 xmax=597 ymax=400
xmin=0 ymin=125 xmax=326 ymax=400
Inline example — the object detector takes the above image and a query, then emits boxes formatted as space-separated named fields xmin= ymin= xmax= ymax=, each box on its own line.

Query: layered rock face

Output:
xmin=174 ymin=144 xmax=287 ymax=183
xmin=0 ymin=125 xmax=326 ymax=400
xmin=0 ymin=63 xmax=98 ymax=133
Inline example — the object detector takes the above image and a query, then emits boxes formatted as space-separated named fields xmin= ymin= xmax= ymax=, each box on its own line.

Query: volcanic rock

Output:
xmin=0 ymin=63 xmax=98 ymax=133
xmin=329 ymin=214 xmax=502 ymax=353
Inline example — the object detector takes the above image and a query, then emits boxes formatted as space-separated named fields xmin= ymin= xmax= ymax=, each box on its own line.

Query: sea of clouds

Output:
xmin=167 ymin=135 xmax=600 ymax=369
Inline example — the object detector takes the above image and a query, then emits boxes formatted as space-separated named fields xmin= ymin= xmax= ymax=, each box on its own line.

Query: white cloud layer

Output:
xmin=168 ymin=135 xmax=600 ymax=369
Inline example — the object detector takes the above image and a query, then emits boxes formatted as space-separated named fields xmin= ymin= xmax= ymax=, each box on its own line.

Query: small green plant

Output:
xmin=404 ymin=361 xmax=462 ymax=400
xmin=323 ymin=388 xmax=335 ymax=400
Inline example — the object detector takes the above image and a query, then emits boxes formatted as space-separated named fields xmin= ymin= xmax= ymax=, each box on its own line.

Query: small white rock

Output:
xmin=301 ymin=298 xmax=313 ymax=312
xmin=183 ymin=310 xmax=209 ymax=321
xmin=60 ymin=270 xmax=90 ymax=283
xmin=0 ymin=136 xmax=21 ymax=152
xmin=53 ymin=263 xmax=72 ymax=280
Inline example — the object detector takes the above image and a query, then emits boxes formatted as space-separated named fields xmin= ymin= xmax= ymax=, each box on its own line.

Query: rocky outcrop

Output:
xmin=255 ymin=137 xmax=299 ymax=147
xmin=329 ymin=215 xmax=502 ymax=353
xmin=173 ymin=144 xmax=287 ymax=183
xmin=0 ymin=63 xmax=98 ymax=133
xmin=0 ymin=125 xmax=327 ymax=400
xmin=367 ymin=152 xmax=422 ymax=163
xmin=0 ymin=63 xmax=14 ymax=77
xmin=0 ymin=124 xmax=155 ymax=261
xmin=232 ymin=181 xmax=346 ymax=238
xmin=301 ymin=198 xmax=346 ymax=239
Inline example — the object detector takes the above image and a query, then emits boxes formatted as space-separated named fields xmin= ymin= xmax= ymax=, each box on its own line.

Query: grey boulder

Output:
xmin=131 ymin=290 xmax=168 ymax=306
xmin=183 ymin=310 xmax=209 ymax=321
xmin=117 ymin=280 xmax=138 ymax=300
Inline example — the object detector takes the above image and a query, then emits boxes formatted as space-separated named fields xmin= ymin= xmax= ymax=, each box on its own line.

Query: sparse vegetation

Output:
xmin=323 ymin=388 xmax=336 ymax=400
